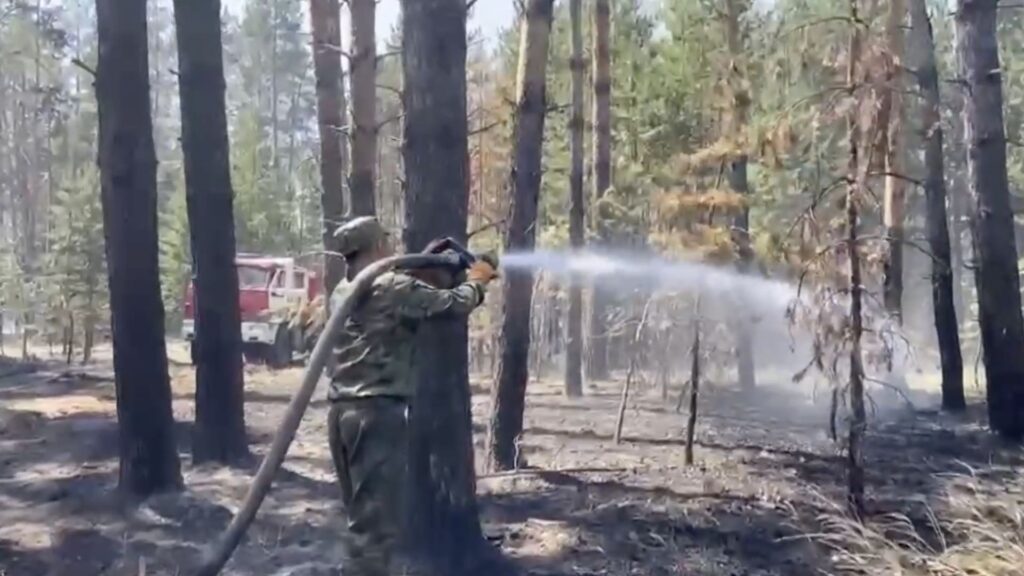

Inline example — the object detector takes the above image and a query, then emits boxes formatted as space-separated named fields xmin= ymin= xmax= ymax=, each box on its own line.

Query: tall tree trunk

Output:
xmin=488 ymin=0 xmax=555 ymax=472
xmin=908 ymin=0 xmax=965 ymax=412
xmin=95 ymin=0 xmax=183 ymax=497
xmin=310 ymin=0 xmax=347 ymax=295
xmin=587 ymin=0 xmax=611 ymax=381
xmin=349 ymin=0 xmax=377 ymax=216
xmin=174 ymin=0 xmax=250 ymax=464
xmin=845 ymin=0 xmax=867 ymax=516
xmin=882 ymin=0 xmax=907 ymax=321
xmin=270 ymin=0 xmax=279 ymax=167
xmin=401 ymin=1 xmax=510 ymax=573
xmin=564 ymin=0 xmax=585 ymax=398
xmin=724 ymin=0 xmax=756 ymax=391
xmin=947 ymin=84 xmax=969 ymax=326
xmin=957 ymin=0 xmax=1024 ymax=440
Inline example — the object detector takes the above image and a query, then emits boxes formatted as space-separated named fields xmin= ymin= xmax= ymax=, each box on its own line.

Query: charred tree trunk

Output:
xmin=65 ymin=313 xmax=74 ymax=365
xmin=95 ymin=0 xmax=183 ymax=496
xmin=909 ymin=0 xmax=965 ymax=411
xmin=724 ymin=0 xmax=755 ymax=391
xmin=957 ymin=0 xmax=1024 ymax=440
xmin=401 ymin=0 xmax=512 ymax=573
xmin=564 ymin=0 xmax=585 ymax=398
xmin=174 ymin=0 xmax=250 ymax=464
xmin=488 ymin=0 xmax=555 ymax=472
xmin=882 ymin=0 xmax=907 ymax=322
xmin=587 ymin=0 xmax=612 ymax=381
xmin=310 ymin=0 xmax=347 ymax=295
xmin=349 ymin=0 xmax=376 ymax=216
xmin=684 ymin=312 xmax=700 ymax=466
xmin=845 ymin=0 xmax=867 ymax=516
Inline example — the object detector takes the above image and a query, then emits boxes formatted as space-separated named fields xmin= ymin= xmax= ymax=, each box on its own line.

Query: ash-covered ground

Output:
xmin=1 ymin=344 xmax=1020 ymax=575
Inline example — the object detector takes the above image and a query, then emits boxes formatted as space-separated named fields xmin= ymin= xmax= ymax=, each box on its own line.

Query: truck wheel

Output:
xmin=267 ymin=325 xmax=292 ymax=369
xmin=243 ymin=344 xmax=264 ymax=365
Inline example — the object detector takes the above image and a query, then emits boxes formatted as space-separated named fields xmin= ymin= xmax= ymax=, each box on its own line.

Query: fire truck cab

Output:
xmin=182 ymin=254 xmax=323 ymax=368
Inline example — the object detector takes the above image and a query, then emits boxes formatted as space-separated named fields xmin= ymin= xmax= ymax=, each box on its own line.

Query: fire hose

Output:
xmin=195 ymin=245 xmax=492 ymax=576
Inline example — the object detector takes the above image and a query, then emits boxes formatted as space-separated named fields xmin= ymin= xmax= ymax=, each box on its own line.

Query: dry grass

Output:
xmin=804 ymin=474 xmax=1023 ymax=575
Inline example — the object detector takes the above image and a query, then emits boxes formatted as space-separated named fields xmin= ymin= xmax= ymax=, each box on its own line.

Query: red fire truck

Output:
xmin=182 ymin=254 xmax=324 ymax=368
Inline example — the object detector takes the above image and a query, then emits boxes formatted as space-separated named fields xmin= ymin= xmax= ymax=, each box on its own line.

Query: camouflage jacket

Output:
xmin=327 ymin=271 xmax=486 ymax=401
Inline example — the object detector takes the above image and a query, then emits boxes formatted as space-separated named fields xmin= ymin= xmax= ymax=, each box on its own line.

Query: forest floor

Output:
xmin=0 ymin=343 xmax=1021 ymax=576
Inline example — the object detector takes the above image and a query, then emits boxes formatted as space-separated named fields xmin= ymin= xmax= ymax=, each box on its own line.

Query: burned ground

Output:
xmin=0 ymin=349 xmax=1020 ymax=575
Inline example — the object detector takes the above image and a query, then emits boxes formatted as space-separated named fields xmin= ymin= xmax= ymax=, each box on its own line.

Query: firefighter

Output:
xmin=326 ymin=216 xmax=497 ymax=576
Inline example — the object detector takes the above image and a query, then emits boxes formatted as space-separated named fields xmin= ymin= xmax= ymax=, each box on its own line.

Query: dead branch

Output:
xmin=376 ymin=83 xmax=402 ymax=98
xmin=615 ymin=298 xmax=654 ymax=444
xmin=477 ymin=466 xmax=628 ymax=480
xmin=779 ymin=15 xmax=857 ymax=40
xmin=675 ymin=379 xmax=691 ymax=413
xmin=71 ymin=58 xmax=96 ymax=77
xmin=866 ymin=170 xmax=923 ymax=187
xmin=467 ymin=217 xmax=507 ymax=238
xmin=469 ymin=120 xmax=503 ymax=137
xmin=864 ymin=376 xmax=915 ymax=408
xmin=46 ymin=371 xmax=113 ymax=384
xmin=375 ymin=49 xmax=400 ymax=63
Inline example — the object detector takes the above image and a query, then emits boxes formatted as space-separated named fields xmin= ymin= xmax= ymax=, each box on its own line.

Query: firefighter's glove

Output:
xmin=467 ymin=260 xmax=499 ymax=284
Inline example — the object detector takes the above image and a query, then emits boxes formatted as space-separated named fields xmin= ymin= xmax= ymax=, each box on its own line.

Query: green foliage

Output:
xmin=159 ymin=180 xmax=191 ymax=329
xmin=44 ymin=165 xmax=107 ymax=334
xmin=225 ymin=0 xmax=320 ymax=255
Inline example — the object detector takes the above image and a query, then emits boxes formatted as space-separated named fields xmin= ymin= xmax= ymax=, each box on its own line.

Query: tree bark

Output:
xmin=947 ymin=83 xmax=969 ymax=327
xmin=846 ymin=0 xmax=867 ymax=517
xmin=349 ymin=0 xmax=376 ymax=216
xmin=310 ymin=0 xmax=347 ymax=295
xmin=882 ymin=0 xmax=907 ymax=322
xmin=488 ymin=0 xmax=555 ymax=473
xmin=957 ymin=0 xmax=1024 ymax=440
xmin=587 ymin=0 xmax=612 ymax=381
xmin=95 ymin=0 xmax=183 ymax=496
xmin=401 ymin=0 xmax=511 ymax=573
xmin=174 ymin=0 xmax=250 ymax=463
xmin=724 ymin=0 xmax=756 ymax=391
xmin=908 ymin=0 xmax=965 ymax=412
xmin=564 ymin=0 xmax=585 ymax=398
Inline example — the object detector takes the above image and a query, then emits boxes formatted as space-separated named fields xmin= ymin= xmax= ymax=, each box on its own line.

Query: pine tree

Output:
xmin=95 ymin=0 xmax=183 ymax=497
xmin=587 ymin=0 xmax=612 ymax=380
xmin=401 ymin=0 xmax=511 ymax=572
xmin=489 ymin=0 xmax=556 ymax=472
xmin=956 ymin=0 xmax=1024 ymax=440
xmin=349 ymin=0 xmax=376 ymax=216
xmin=174 ymin=0 xmax=250 ymax=464
xmin=310 ymin=0 xmax=347 ymax=293
xmin=564 ymin=0 xmax=585 ymax=398
xmin=908 ymin=0 xmax=964 ymax=411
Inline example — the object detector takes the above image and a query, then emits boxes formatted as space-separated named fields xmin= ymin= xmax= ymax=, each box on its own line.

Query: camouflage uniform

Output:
xmin=326 ymin=217 xmax=486 ymax=576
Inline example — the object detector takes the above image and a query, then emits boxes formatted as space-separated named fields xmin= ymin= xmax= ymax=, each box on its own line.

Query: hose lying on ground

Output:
xmin=195 ymin=253 xmax=463 ymax=576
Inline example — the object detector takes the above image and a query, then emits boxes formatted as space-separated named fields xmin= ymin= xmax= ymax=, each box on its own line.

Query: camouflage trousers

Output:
xmin=328 ymin=397 xmax=409 ymax=576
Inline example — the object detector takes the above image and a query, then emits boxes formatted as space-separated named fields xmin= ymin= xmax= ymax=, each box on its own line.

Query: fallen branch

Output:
xmin=46 ymin=371 xmax=114 ymax=384
xmin=477 ymin=466 xmax=627 ymax=480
